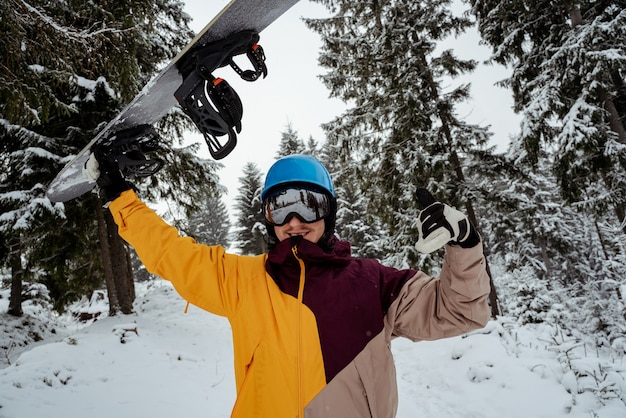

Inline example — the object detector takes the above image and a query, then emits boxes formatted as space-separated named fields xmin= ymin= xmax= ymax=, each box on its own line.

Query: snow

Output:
xmin=72 ymin=75 xmax=117 ymax=101
xmin=1 ymin=282 xmax=624 ymax=417
xmin=27 ymin=64 xmax=45 ymax=73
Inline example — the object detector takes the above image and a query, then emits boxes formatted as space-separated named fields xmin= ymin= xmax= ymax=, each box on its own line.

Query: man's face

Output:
xmin=274 ymin=216 xmax=325 ymax=244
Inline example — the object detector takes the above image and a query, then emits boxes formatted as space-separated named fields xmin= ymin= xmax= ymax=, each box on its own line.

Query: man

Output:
xmin=86 ymin=152 xmax=490 ymax=418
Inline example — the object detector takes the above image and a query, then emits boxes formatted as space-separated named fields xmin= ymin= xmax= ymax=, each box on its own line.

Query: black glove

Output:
xmin=84 ymin=149 xmax=133 ymax=204
xmin=414 ymin=188 xmax=480 ymax=253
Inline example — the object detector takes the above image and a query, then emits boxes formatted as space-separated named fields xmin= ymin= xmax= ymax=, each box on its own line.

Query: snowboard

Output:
xmin=46 ymin=0 xmax=300 ymax=203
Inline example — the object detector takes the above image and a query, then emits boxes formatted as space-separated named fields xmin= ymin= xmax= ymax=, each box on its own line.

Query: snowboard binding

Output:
xmin=96 ymin=124 xmax=165 ymax=178
xmin=175 ymin=30 xmax=267 ymax=160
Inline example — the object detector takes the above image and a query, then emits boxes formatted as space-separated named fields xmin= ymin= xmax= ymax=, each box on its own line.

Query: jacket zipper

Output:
xmin=292 ymin=244 xmax=306 ymax=418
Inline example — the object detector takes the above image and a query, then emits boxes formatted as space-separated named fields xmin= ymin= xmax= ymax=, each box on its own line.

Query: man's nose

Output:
xmin=286 ymin=214 xmax=304 ymax=226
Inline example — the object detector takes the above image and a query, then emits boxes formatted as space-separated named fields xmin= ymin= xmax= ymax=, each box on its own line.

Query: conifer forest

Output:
xmin=1 ymin=0 xmax=625 ymax=415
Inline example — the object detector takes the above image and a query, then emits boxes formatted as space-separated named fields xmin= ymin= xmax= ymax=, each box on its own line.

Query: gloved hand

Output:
xmin=414 ymin=188 xmax=480 ymax=254
xmin=83 ymin=149 xmax=133 ymax=204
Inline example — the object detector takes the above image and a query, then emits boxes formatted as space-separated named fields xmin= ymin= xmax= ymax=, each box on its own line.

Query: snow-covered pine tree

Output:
xmin=306 ymin=0 xmax=499 ymax=313
xmin=0 ymin=0 xmax=134 ymax=314
xmin=476 ymin=136 xmax=626 ymax=340
xmin=318 ymin=135 xmax=387 ymax=259
xmin=183 ymin=189 xmax=231 ymax=247
xmin=0 ymin=125 xmax=66 ymax=315
xmin=306 ymin=0 xmax=488 ymax=257
xmin=147 ymin=141 xmax=223 ymax=222
xmin=469 ymin=0 xmax=626 ymax=234
xmin=233 ymin=162 xmax=267 ymax=255
xmin=0 ymin=0 xmax=215 ymax=314
xmin=305 ymin=135 xmax=320 ymax=157
xmin=275 ymin=122 xmax=306 ymax=157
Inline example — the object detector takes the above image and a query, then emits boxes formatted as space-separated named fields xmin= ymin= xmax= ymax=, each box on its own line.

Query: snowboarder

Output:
xmin=85 ymin=152 xmax=490 ymax=418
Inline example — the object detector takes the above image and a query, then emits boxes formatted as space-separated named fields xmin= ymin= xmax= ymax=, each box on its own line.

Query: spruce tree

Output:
xmin=319 ymin=137 xmax=386 ymax=259
xmin=305 ymin=135 xmax=320 ymax=157
xmin=482 ymin=143 xmax=626 ymax=339
xmin=470 ymin=0 xmax=626 ymax=233
xmin=306 ymin=0 xmax=489 ymax=258
xmin=0 ymin=0 xmax=219 ymax=314
xmin=233 ymin=162 xmax=266 ymax=255
xmin=306 ymin=0 xmax=500 ymax=314
xmin=276 ymin=122 xmax=306 ymax=158
xmin=184 ymin=190 xmax=231 ymax=247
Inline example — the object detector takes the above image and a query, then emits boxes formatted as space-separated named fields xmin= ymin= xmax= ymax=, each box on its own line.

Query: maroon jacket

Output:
xmin=266 ymin=235 xmax=491 ymax=417
xmin=267 ymin=236 xmax=418 ymax=383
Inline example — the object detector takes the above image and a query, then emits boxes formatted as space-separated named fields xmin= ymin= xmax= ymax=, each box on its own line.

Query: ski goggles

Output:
xmin=263 ymin=188 xmax=331 ymax=226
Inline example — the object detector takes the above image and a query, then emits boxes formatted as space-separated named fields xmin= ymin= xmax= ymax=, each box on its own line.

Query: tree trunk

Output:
xmin=483 ymin=257 xmax=501 ymax=318
xmin=564 ymin=2 xmax=583 ymax=27
xmin=105 ymin=208 xmax=135 ymax=314
xmin=431 ymin=92 xmax=502 ymax=317
xmin=464 ymin=194 xmax=501 ymax=318
xmin=602 ymin=91 xmax=626 ymax=145
xmin=539 ymin=239 xmax=553 ymax=280
xmin=419 ymin=51 xmax=501 ymax=318
xmin=610 ymin=70 xmax=626 ymax=129
xmin=96 ymin=201 xmax=119 ymax=316
xmin=7 ymin=240 xmax=23 ymax=317
xmin=599 ymin=94 xmax=626 ymax=234
xmin=615 ymin=206 xmax=626 ymax=236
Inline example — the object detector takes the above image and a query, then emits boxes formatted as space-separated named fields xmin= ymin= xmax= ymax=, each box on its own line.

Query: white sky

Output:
xmin=181 ymin=0 xmax=521 ymax=211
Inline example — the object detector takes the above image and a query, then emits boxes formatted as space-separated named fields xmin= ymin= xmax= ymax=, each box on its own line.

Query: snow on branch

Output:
xmin=19 ymin=0 xmax=136 ymax=44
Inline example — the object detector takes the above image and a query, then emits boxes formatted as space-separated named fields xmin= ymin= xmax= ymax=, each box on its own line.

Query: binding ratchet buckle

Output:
xmin=99 ymin=124 xmax=165 ymax=178
xmin=174 ymin=30 xmax=267 ymax=160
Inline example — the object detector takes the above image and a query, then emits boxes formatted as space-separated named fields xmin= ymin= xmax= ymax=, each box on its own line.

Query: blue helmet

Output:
xmin=261 ymin=154 xmax=335 ymax=201
xmin=262 ymin=155 xmax=337 ymax=249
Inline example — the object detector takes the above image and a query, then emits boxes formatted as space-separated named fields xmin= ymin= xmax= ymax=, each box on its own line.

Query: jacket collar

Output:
xmin=265 ymin=235 xmax=352 ymax=293
xmin=267 ymin=235 xmax=352 ymax=267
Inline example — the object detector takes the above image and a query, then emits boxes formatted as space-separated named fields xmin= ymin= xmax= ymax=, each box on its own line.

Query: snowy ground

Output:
xmin=1 ymin=282 xmax=624 ymax=418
